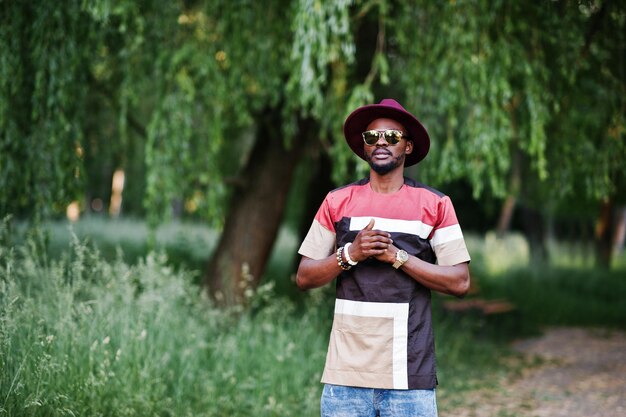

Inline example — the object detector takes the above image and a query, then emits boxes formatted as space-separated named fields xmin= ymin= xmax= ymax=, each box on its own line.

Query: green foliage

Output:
xmin=1 ymin=1 xmax=92 ymax=218
xmin=392 ymin=2 xmax=583 ymax=199
xmin=1 ymin=1 xmax=624 ymax=242
xmin=288 ymin=0 xmax=354 ymax=118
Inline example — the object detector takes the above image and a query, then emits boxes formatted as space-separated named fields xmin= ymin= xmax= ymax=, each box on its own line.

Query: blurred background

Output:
xmin=1 ymin=1 xmax=625 ymax=416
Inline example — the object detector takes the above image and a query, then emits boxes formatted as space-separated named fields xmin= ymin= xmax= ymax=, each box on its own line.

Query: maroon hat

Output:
xmin=343 ymin=98 xmax=430 ymax=167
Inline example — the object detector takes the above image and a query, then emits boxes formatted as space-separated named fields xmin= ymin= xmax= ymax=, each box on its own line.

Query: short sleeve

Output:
xmin=429 ymin=196 xmax=471 ymax=266
xmin=298 ymin=194 xmax=336 ymax=260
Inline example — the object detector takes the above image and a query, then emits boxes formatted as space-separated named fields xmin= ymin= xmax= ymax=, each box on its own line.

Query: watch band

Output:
xmin=392 ymin=250 xmax=409 ymax=269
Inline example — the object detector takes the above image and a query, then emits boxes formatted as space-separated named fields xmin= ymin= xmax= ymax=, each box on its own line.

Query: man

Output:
xmin=296 ymin=98 xmax=471 ymax=417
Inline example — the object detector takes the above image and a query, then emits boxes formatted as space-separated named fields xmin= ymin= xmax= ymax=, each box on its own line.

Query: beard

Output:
xmin=366 ymin=152 xmax=405 ymax=175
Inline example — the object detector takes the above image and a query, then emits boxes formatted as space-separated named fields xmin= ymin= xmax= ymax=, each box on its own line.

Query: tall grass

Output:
xmin=29 ymin=216 xmax=218 ymax=274
xmin=1 ymin=225 xmax=328 ymax=416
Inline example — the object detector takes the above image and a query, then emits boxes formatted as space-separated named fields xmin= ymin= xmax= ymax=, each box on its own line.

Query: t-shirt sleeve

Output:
xmin=429 ymin=196 xmax=471 ymax=266
xmin=298 ymin=194 xmax=336 ymax=260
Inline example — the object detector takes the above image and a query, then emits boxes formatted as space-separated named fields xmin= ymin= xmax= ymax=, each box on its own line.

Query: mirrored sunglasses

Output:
xmin=362 ymin=129 xmax=407 ymax=146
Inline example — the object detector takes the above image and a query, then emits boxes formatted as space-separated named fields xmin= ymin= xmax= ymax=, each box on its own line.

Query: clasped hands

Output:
xmin=346 ymin=219 xmax=398 ymax=264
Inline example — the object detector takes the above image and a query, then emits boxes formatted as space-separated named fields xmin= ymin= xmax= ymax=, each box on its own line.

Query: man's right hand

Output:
xmin=347 ymin=219 xmax=393 ymax=262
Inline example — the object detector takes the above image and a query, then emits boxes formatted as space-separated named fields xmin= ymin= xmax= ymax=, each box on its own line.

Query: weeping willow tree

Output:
xmin=391 ymin=1 xmax=626 ymax=263
xmin=2 ymin=0 xmax=624 ymax=304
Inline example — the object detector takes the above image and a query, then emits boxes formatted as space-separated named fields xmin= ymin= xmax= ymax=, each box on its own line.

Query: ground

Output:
xmin=443 ymin=327 xmax=626 ymax=417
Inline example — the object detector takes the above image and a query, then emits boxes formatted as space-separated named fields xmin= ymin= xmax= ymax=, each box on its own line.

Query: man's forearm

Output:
xmin=400 ymin=257 xmax=470 ymax=297
xmin=296 ymin=255 xmax=343 ymax=290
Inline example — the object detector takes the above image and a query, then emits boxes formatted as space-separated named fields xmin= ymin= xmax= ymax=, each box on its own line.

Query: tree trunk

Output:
xmin=497 ymin=98 xmax=522 ymax=236
xmin=292 ymin=149 xmax=334 ymax=272
xmin=520 ymin=206 xmax=548 ymax=264
xmin=496 ymin=149 xmax=522 ymax=236
xmin=496 ymin=196 xmax=517 ymax=236
xmin=594 ymin=197 xmax=616 ymax=269
xmin=614 ymin=206 xmax=626 ymax=254
xmin=204 ymin=111 xmax=313 ymax=305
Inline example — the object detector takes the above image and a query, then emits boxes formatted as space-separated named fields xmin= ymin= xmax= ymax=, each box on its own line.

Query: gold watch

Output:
xmin=392 ymin=250 xmax=409 ymax=269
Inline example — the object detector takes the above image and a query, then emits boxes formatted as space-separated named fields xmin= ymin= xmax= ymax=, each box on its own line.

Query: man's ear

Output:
xmin=405 ymin=140 xmax=414 ymax=155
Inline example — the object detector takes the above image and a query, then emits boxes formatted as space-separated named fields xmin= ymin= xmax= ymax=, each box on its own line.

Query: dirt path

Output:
xmin=443 ymin=327 xmax=626 ymax=417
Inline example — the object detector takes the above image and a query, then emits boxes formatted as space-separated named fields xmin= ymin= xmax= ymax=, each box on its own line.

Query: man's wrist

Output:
xmin=392 ymin=249 xmax=409 ymax=269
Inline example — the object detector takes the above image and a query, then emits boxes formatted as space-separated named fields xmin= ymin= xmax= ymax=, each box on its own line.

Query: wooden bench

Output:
xmin=441 ymin=298 xmax=520 ymax=338
xmin=441 ymin=298 xmax=517 ymax=316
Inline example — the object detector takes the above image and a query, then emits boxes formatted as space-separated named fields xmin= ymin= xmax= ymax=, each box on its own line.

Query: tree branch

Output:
xmin=363 ymin=13 xmax=386 ymax=87
xmin=579 ymin=0 xmax=610 ymax=63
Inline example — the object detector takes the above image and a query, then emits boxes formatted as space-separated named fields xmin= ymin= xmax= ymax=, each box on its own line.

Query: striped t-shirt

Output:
xmin=298 ymin=177 xmax=470 ymax=390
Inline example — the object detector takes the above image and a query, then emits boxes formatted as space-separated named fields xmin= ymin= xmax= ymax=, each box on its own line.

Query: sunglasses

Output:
xmin=362 ymin=129 xmax=408 ymax=146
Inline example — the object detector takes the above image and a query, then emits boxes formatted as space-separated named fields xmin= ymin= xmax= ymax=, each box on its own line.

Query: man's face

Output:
xmin=363 ymin=118 xmax=413 ymax=175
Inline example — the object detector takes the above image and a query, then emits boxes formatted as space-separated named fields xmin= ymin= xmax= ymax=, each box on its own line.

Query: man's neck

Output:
xmin=369 ymin=169 xmax=405 ymax=193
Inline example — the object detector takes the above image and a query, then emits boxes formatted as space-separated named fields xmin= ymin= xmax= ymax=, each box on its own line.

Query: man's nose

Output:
xmin=375 ymin=134 xmax=388 ymax=146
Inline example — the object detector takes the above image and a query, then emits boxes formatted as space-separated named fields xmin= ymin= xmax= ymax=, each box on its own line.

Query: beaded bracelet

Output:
xmin=336 ymin=246 xmax=352 ymax=271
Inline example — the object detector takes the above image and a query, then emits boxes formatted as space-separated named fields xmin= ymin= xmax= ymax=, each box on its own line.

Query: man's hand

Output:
xmin=347 ymin=219 xmax=395 ymax=262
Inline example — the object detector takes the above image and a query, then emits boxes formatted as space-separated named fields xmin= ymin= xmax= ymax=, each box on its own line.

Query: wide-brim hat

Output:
xmin=343 ymin=98 xmax=430 ymax=167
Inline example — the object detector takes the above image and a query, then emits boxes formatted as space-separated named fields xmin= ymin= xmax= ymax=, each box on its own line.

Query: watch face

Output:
xmin=398 ymin=250 xmax=409 ymax=262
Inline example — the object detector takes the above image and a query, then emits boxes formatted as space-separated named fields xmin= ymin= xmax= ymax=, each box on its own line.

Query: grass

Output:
xmin=464 ymin=232 xmax=626 ymax=330
xmin=25 ymin=216 xmax=218 ymax=274
xmin=1 ymin=227 xmax=326 ymax=416
xmin=479 ymin=266 xmax=626 ymax=328
xmin=14 ymin=216 xmax=301 ymax=295
xmin=1 ymin=218 xmax=624 ymax=416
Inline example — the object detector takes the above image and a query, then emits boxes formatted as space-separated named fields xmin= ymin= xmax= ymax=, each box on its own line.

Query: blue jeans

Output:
xmin=321 ymin=384 xmax=438 ymax=417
